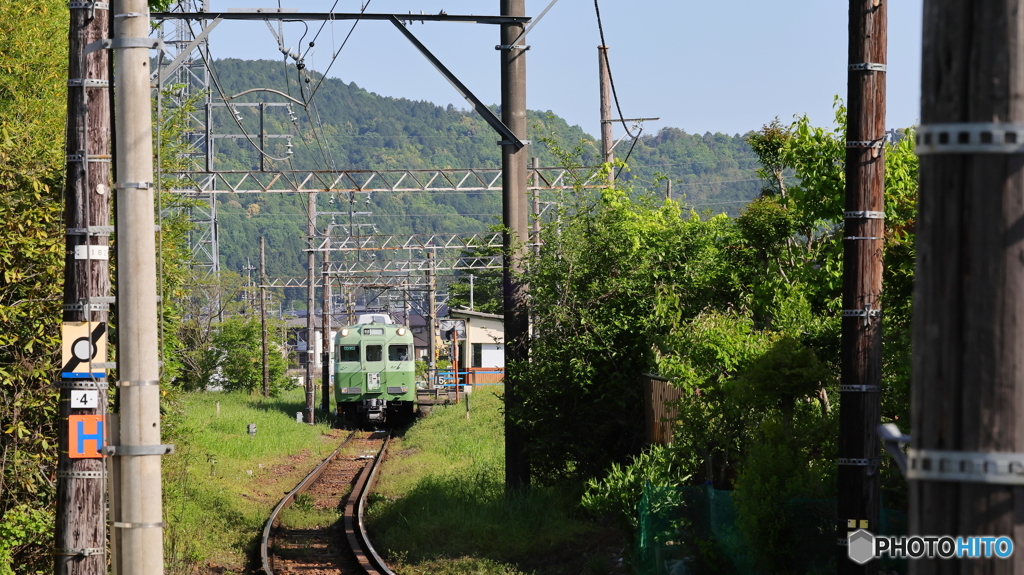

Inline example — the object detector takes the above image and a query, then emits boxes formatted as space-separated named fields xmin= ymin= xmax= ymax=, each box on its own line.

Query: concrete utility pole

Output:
xmin=321 ymin=251 xmax=331 ymax=413
xmin=837 ymin=0 xmax=885 ymax=572
xmin=305 ymin=192 xmax=316 ymax=423
xmin=501 ymin=0 xmax=530 ymax=492
xmin=56 ymin=2 xmax=110 ymax=573
xmin=260 ymin=237 xmax=269 ymax=397
xmin=112 ymin=0 xmax=166 ymax=572
xmin=910 ymin=1 xmax=1024 ymax=571
xmin=598 ymin=45 xmax=613 ymax=184
xmin=426 ymin=252 xmax=437 ymax=385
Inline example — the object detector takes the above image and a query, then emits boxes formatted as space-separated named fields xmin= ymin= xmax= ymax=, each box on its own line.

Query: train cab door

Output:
xmin=363 ymin=341 xmax=385 ymax=392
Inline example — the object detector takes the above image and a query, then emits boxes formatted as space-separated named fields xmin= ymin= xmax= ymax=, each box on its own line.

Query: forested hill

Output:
xmin=198 ymin=59 xmax=762 ymax=279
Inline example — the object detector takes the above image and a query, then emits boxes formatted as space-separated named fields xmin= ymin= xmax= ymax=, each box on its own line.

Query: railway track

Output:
xmin=260 ymin=430 xmax=395 ymax=575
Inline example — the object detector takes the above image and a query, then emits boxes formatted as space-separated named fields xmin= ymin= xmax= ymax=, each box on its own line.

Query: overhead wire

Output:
xmin=306 ymin=0 xmax=373 ymax=102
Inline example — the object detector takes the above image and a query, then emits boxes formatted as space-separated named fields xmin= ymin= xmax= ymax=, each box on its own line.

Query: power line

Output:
xmin=307 ymin=0 xmax=373 ymax=102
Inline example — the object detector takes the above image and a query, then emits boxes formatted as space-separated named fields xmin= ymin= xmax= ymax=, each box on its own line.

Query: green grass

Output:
xmin=162 ymin=386 xmax=340 ymax=574
xmin=367 ymin=387 xmax=611 ymax=575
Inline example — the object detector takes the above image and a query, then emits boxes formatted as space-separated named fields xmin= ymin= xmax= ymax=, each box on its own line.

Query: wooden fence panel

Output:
xmin=642 ymin=373 xmax=683 ymax=445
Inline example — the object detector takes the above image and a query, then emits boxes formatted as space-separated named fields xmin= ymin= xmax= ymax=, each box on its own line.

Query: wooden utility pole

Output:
xmin=838 ymin=0 xmax=885 ymax=572
xmin=260 ymin=237 xmax=269 ymax=397
xmin=321 ymin=251 xmax=331 ymax=413
xmin=599 ymin=45 xmax=613 ymax=184
xmin=113 ymin=0 xmax=167 ymax=571
xmin=56 ymin=3 xmax=110 ymax=573
xmin=910 ymin=1 xmax=1024 ymax=572
xmin=532 ymin=157 xmax=541 ymax=257
xmin=426 ymin=252 xmax=437 ymax=384
xmin=501 ymin=0 xmax=530 ymax=492
xmin=305 ymin=192 xmax=316 ymax=423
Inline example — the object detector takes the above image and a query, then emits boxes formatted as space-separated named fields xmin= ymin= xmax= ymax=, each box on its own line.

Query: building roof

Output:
xmin=449 ymin=308 xmax=504 ymax=321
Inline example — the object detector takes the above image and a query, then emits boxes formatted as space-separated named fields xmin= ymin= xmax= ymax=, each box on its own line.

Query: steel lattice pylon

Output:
xmin=157 ymin=0 xmax=218 ymax=275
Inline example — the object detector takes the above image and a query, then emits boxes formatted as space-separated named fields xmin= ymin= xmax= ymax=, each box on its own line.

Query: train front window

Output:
xmin=339 ymin=345 xmax=359 ymax=362
xmin=365 ymin=345 xmax=383 ymax=362
xmin=389 ymin=345 xmax=409 ymax=361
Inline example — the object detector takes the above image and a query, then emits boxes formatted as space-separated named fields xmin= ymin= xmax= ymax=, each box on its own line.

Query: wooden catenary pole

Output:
xmin=598 ymin=45 xmax=613 ymax=184
xmin=56 ymin=3 xmax=110 ymax=574
xmin=837 ymin=0 xmax=885 ymax=572
xmin=911 ymin=1 xmax=1024 ymax=572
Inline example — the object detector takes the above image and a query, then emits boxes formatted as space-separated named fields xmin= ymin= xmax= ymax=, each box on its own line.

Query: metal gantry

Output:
xmin=162 ymin=166 xmax=598 ymax=195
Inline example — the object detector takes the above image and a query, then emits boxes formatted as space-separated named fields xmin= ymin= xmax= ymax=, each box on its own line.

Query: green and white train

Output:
xmin=334 ymin=314 xmax=416 ymax=426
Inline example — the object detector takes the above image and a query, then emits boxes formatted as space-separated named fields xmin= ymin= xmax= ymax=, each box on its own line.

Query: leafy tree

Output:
xmin=511 ymin=183 xmax=743 ymax=485
xmin=212 ymin=316 xmax=290 ymax=396
xmin=0 ymin=2 xmax=67 ymax=573
xmin=550 ymin=102 xmax=919 ymax=574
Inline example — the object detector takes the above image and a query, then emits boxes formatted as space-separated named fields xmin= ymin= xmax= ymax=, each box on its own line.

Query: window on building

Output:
xmin=339 ymin=345 xmax=359 ymax=362
xmin=472 ymin=343 xmax=483 ymax=368
xmin=389 ymin=344 xmax=409 ymax=361
xmin=366 ymin=345 xmax=383 ymax=362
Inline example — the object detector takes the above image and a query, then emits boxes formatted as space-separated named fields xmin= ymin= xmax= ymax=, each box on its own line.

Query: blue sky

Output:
xmin=201 ymin=0 xmax=923 ymax=139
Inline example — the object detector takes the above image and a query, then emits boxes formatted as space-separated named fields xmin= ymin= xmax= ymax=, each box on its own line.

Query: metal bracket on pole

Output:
xmin=67 ymin=226 xmax=115 ymax=236
xmin=842 ymin=305 xmax=881 ymax=327
xmin=846 ymin=140 xmax=885 ymax=149
xmin=54 ymin=548 xmax=104 ymax=557
xmin=55 ymin=380 xmax=109 ymax=390
xmin=495 ymin=44 xmax=530 ymax=51
xmin=63 ymin=303 xmax=110 ymax=312
xmin=840 ymin=384 xmax=881 ymax=393
xmin=111 ymin=521 xmax=165 ymax=529
xmin=114 ymin=182 xmax=153 ymax=189
xmin=839 ymin=457 xmax=882 ymax=476
xmin=68 ymin=1 xmax=109 ymax=10
xmin=916 ymin=122 xmax=1024 ymax=155
xmin=67 ymin=154 xmax=112 ymax=163
xmin=848 ymin=63 xmax=887 ymax=72
xmin=906 ymin=447 xmax=1024 ymax=485
xmin=114 ymin=380 xmax=160 ymax=387
xmin=102 ymin=445 xmax=174 ymax=456
xmin=84 ymin=37 xmax=166 ymax=55
xmin=68 ymin=79 xmax=110 ymax=88
xmin=878 ymin=423 xmax=910 ymax=475
xmin=57 ymin=470 xmax=106 ymax=479
xmin=844 ymin=211 xmax=885 ymax=219
xmin=389 ymin=16 xmax=525 ymax=150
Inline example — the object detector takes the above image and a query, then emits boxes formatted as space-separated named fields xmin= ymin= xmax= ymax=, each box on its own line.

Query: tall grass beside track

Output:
xmin=368 ymin=387 xmax=615 ymax=575
xmin=162 ymin=387 xmax=338 ymax=573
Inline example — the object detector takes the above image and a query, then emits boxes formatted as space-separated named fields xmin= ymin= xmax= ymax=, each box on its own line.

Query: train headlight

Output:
xmin=397 ymin=327 xmax=407 ymax=336
xmin=341 ymin=328 xmax=349 ymax=337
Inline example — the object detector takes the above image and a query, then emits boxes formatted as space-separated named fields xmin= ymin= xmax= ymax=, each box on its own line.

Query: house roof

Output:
xmin=449 ymin=308 xmax=504 ymax=321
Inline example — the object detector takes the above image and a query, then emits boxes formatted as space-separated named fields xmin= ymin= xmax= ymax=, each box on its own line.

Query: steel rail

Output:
xmin=346 ymin=433 xmax=395 ymax=575
xmin=259 ymin=430 xmax=358 ymax=575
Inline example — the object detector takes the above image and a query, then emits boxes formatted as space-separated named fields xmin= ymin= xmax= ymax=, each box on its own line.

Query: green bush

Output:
xmin=582 ymin=445 xmax=691 ymax=532
xmin=731 ymin=416 xmax=835 ymax=574
xmin=213 ymin=316 xmax=290 ymax=395
xmin=0 ymin=504 xmax=53 ymax=575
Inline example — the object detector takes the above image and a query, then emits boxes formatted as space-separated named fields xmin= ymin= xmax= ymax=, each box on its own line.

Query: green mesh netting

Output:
xmin=635 ymin=484 xmax=908 ymax=575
